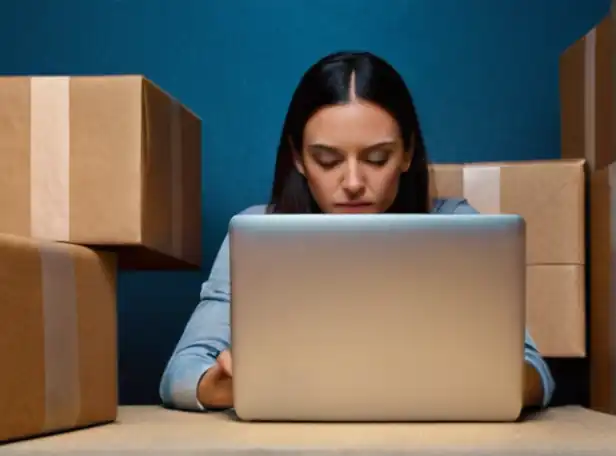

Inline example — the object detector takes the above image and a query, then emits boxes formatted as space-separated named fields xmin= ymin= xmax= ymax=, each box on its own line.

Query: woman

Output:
xmin=160 ymin=51 xmax=555 ymax=411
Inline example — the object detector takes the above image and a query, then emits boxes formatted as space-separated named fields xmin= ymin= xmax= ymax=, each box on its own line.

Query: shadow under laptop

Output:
xmin=223 ymin=407 xmax=548 ymax=424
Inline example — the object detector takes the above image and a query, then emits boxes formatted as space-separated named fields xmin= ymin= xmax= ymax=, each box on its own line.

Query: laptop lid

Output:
xmin=230 ymin=214 xmax=525 ymax=422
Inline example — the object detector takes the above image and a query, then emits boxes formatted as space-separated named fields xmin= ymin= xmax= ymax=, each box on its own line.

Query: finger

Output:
xmin=217 ymin=350 xmax=233 ymax=376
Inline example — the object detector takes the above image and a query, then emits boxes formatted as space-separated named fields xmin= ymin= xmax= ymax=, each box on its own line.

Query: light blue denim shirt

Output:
xmin=160 ymin=198 xmax=555 ymax=411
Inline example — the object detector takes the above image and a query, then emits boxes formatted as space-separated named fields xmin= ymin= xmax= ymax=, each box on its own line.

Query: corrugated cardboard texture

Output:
xmin=559 ymin=15 xmax=614 ymax=171
xmin=5 ymin=406 xmax=616 ymax=455
xmin=430 ymin=160 xmax=585 ymax=265
xmin=527 ymin=265 xmax=585 ymax=357
xmin=429 ymin=160 xmax=585 ymax=357
xmin=0 ymin=75 xmax=201 ymax=270
xmin=0 ymin=234 xmax=117 ymax=442
xmin=590 ymin=164 xmax=616 ymax=413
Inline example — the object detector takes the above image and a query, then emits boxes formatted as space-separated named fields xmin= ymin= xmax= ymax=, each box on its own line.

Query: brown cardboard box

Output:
xmin=430 ymin=159 xmax=585 ymax=265
xmin=590 ymin=164 xmax=616 ymax=413
xmin=0 ymin=75 xmax=202 ymax=270
xmin=527 ymin=265 xmax=585 ymax=358
xmin=429 ymin=159 xmax=586 ymax=357
xmin=0 ymin=234 xmax=117 ymax=442
xmin=559 ymin=15 xmax=614 ymax=170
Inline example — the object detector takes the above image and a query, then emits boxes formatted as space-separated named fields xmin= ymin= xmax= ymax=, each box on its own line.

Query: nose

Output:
xmin=342 ymin=161 xmax=365 ymax=196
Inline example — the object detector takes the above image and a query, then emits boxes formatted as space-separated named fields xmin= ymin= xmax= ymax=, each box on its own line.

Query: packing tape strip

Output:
xmin=170 ymin=100 xmax=183 ymax=259
xmin=462 ymin=166 xmax=501 ymax=213
xmin=584 ymin=28 xmax=597 ymax=170
xmin=39 ymin=243 xmax=80 ymax=431
xmin=30 ymin=77 xmax=71 ymax=241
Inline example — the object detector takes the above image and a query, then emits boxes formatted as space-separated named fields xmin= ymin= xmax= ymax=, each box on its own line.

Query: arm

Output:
xmin=158 ymin=233 xmax=232 ymax=411
xmin=159 ymin=204 xmax=268 ymax=411
xmin=524 ymin=332 xmax=555 ymax=407
xmin=447 ymin=199 xmax=556 ymax=407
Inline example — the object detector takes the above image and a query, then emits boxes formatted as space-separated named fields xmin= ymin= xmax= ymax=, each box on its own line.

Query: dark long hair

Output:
xmin=268 ymin=51 xmax=430 ymax=214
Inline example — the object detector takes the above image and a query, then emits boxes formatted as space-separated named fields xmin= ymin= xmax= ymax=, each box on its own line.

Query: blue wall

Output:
xmin=0 ymin=0 xmax=609 ymax=404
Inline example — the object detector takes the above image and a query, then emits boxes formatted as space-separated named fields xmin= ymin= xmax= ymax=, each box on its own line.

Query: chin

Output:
xmin=331 ymin=205 xmax=380 ymax=214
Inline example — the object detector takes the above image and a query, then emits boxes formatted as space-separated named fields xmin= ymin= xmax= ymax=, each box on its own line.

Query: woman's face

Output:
xmin=294 ymin=99 xmax=412 ymax=214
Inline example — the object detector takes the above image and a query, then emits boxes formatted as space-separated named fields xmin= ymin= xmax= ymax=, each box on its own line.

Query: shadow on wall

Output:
xmin=0 ymin=0 xmax=608 ymax=405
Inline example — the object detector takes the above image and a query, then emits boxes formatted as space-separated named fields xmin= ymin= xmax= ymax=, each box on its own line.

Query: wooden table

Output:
xmin=4 ymin=406 xmax=616 ymax=455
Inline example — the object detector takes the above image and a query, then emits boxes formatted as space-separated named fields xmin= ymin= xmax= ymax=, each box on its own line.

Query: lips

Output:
xmin=334 ymin=203 xmax=376 ymax=213
xmin=335 ymin=202 xmax=373 ymax=207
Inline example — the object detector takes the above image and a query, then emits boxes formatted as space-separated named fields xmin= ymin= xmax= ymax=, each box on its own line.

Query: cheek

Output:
xmin=369 ymin=166 xmax=402 ymax=196
xmin=304 ymin=165 xmax=338 ymax=199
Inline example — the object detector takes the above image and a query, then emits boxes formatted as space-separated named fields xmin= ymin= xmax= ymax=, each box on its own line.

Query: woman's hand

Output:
xmin=523 ymin=361 xmax=544 ymax=407
xmin=217 ymin=350 xmax=232 ymax=376
xmin=197 ymin=350 xmax=233 ymax=408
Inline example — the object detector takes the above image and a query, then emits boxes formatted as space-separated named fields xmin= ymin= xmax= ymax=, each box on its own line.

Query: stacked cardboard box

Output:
xmin=430 ymin=160 xmax=585 ymax=358
xmin=560 ymin=15 xmax=615 ymax=171
xmin=560 ymin=11 xmax=616 ymax=413
xmin=0 ymin=236 xmax=117 ymax=442
xmin=590 ymin=166 xmax=616 ymax=414
xmin=0 ymin=76 xmax=202 ymax=441
xmin=0 ymin=76 xmax=202 ymax=270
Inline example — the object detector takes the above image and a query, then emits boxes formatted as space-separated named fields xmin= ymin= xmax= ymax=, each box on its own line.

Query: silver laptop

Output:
xmin=229 ymin=214 xmax=526 ymax=422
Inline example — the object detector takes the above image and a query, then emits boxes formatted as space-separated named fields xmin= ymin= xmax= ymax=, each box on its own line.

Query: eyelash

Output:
xmin=319 ymin=158 xmax=388 ymax=169
xmin=319 ymin=160 xmax=340 ymax=170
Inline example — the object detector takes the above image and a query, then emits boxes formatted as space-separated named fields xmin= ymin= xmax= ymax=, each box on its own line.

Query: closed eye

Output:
xmin=308 ymin=146 xmax=344 ymax=169
xmin=364 ymin=149 xmax=391 ymax=166
xmin=318 ymin=158 xmax=343 ymax=169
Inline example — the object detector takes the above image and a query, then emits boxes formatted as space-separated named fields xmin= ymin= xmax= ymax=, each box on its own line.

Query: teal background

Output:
xmin=0 ymin=0 xmax=609 ymax=405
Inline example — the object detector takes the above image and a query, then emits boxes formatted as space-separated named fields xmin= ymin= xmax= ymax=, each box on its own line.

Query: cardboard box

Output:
xmin=429 ymin=159 xmax=586 ymax=357
xmin=430 ymin=159 xmax=585 ymax=265
xmin=590 ymin=164 xmax=616 ymax=413
xmin=527 ymin=265 xmax=585 ymax=358
xmin=559 ymin=15 xmax=614 ymax=170
xmin=0 ymin=75 xmax=202 ymax=270
xmin=0 ymin=234 xmax=117 ymax=442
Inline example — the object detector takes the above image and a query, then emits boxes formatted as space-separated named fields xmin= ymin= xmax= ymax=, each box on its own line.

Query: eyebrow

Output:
xmin=307 ymin=140 xmax=397 ymax=153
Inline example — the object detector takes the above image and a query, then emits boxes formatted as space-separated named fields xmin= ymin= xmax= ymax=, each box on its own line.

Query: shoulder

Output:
xmin=209 ymin=204 xmax=268 ymax=267
xmin=233 ymin=202 xmax=478 ymax=215
xmin=202 ymin=204 xmax=269 ymax=293
xmin=431 ymin=198 xmax=478 ymax=214
xmin=236 ymin=204 xmax=270 ymax=215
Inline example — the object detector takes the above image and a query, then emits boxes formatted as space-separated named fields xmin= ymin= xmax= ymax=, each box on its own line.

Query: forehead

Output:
xmin=303 ymin=101 xmax=400 ymax=147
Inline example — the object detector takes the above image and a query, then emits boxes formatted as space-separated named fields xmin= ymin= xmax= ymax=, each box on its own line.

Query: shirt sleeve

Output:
xmin=524 ymin=331 xmax=556 ymax=407
xmin=446 ymin=198 xmax=481 ymax=214
xmin=158 ymin=233 xmax=232 ymax=411
xmin=449 ymin=198 xmax=556 ymax=407
xmin=159 ymin=204 xmax=268 ymax=411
